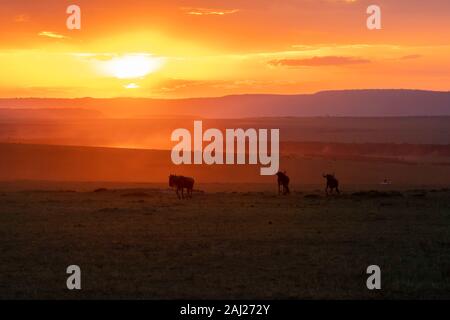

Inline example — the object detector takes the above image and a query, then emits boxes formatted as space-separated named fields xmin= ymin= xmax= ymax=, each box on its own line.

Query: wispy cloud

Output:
xmin=181 ymin=7 xmax=239 ymax=16
xmin=38 ymin=31 xmax=69 ymax=39
xmin=13 ymin=14 xmax=29 ymax=23
xmin=71 ymin=53 xmax=117 ymax=61
xmin=124 ymin=83 xmax=140 ymax=89
xmin=268 ymin=56 xmax=371 ymax=67
xmin=399 ymin=54 xmax=423 ymax=60
xmin=291 ymin=44 xmax=402 ymax=50
xmin=71 ymin=52 xmax=156 ymax=61
xmin=155 ymin=78 xmax=224 ymax=92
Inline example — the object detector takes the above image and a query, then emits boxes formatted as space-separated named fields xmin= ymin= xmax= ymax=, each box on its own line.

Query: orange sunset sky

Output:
xmin=0 ymin=0 xmax=449 ymax=98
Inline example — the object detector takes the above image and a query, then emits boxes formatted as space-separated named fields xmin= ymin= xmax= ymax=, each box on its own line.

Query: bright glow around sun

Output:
xmin=104 ymin=54 xmax=164 ymax=79
xmin=124 ymin=83 xmax=140 ymax=89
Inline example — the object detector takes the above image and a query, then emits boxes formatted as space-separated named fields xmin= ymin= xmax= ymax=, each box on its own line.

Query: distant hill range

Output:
xmin=0 ymin=108 xmax=103 ymax=119
xmin=0 ymin=89 xmax=449 ymax=118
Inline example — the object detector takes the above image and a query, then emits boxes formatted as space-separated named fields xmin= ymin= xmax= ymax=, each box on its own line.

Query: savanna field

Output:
xmin=0 ymin=115 xmax=449 ymax=299
xmin=1 ymin=0 xmax=450 ymax=309
xmin=1 ymin=185 xmax=449 ymax=299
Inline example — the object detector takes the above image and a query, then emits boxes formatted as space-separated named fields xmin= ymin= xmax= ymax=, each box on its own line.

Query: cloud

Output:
xmin=152 ymin=78 xmax=305 ymax=93
xmin=181 ymin=7 xmax=239 ymax=16
xmin=71 ymin=53 xmax=117 ymax=61
xmin=1 ymin=86 xmax=82 ymax=97
xmin=399 ymin=54 xmax=423 ymax=60
xmin=38 ymin=31 xmax=69 ymax=39
xmin=71 ymin=52 xmax=158 ymax=61
xmin=124 ymin=83 xmax=140 ymax=89
xmin=154 ymin=79 xmax=226 ymax=92
xmin=268 ymin=56 xmax=371 ymax=67
xmin=13 ymin=14 xmax=29 ymax=23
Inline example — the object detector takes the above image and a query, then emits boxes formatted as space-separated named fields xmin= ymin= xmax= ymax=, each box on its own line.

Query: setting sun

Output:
xmin=0 ymin=1 xmax=449 ymax=98
xmin=0 ymin=0 xmax=450 ymax=304
xmin=103 ymin=54 xmax=164 ymax=79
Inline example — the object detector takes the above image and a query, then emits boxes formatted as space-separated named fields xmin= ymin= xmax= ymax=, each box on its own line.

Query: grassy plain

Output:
xmin=1 ymin=185 xmax=449 ymax=299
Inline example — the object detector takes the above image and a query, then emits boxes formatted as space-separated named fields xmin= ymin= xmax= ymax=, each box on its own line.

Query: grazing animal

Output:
xmin=276 ymin=171 xmax=290 ymax=195
xmin=169 ymin=175 xmax=195 ymax=199
xmin=323 ymin=173 xmax=340 ymax=195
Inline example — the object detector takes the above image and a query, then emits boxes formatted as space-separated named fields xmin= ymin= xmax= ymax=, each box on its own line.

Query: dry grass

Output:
xmin=0 ymin=187 xmax=449 ymax=299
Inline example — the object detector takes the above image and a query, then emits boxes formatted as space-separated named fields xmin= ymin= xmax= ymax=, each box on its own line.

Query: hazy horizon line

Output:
xmin=1 ymin=88 xmax=450 ymax=101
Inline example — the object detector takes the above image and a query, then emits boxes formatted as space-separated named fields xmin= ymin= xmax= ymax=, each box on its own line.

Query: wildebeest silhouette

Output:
xmin=169 ymin=174 xmax=194 ymax=199
xmin=276 ymin=171 xmax=290 ymax=195
xmin=323 ymin=173 xmax=340 ymax=195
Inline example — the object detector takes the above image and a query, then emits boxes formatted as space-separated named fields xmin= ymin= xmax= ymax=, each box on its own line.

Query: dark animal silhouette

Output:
xmin=276 ymin=171 xmax=290 ymax=195
xmin=323 ymin=173 xmax=340 ymax=195
xmin=169 ymin=175 xmax=194 ymax=199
